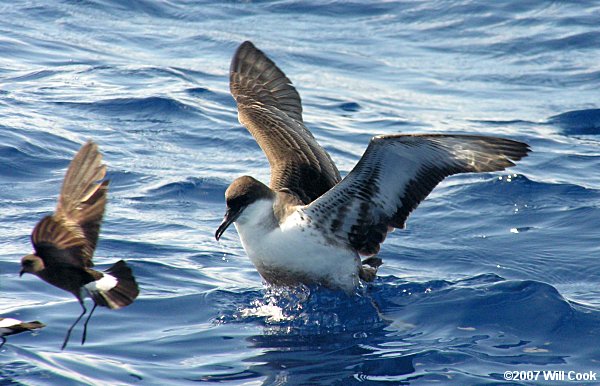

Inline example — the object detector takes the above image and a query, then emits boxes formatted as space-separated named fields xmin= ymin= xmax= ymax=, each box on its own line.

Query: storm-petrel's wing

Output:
xmin=31 ymin=141 xmax=108 ymax=267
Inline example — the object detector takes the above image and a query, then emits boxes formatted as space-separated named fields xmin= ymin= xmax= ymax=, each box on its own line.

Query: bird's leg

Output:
xmin=81 ymin=303 xmax=98 ymax=345
xmin=0 ymin=336 xmax=6 ymax=349
xmin=62 ymin=300 xmax=87 ymax=350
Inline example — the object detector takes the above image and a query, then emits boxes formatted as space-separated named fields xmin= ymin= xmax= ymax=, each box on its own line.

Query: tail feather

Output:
xmin=89 ymin=260 xmax=139 ymax=309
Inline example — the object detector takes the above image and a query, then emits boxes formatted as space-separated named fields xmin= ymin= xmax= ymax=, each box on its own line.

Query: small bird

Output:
xmin=0 ymin=317 xmax=45 ymax=348
xmin=20 ymin=141 xmax=139 ymax=349
xmin=215 ymin=41 xmax=530 ymax=293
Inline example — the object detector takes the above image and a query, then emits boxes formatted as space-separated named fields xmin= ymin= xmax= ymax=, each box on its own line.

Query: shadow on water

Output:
xmin=197 ymin=275 xmax=600 ymax=385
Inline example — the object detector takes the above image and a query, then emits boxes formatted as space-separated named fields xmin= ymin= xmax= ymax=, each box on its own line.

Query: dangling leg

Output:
xmin=62 ymin=300 xmax=87 ymax=350
xmin=0 ymin=336 xmax=6 ymax=349
xmin=81 ymin=303 xmax=98 ymax=345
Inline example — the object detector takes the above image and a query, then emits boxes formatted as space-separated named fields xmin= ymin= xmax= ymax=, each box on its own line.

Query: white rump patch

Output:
xmin=84 ymin=273 xmax=118 ymax=294
xmin=0 ymin=318 xmax=21 ymax=328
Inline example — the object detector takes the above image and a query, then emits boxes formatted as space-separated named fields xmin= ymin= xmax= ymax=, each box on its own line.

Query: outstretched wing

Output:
xmin=303 ymin=134 xmax=530 ymax=256
xmin=32 ymin=141 xmax=109 ymax=267
xmin=230 ymin=41 xmax=341 ymax=203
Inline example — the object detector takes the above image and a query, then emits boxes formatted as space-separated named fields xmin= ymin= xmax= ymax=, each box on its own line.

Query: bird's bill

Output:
xmin=19 ymin=269 xmax=25 ymax=277
xmin=215 ymin=207 xmax=241 ymax=241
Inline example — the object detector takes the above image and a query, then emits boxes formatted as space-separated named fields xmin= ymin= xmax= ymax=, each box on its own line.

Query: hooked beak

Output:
xmin=19 ymin=269 xmax=25 ymax=277
xmin=215 ymin=207 xmax=241 ymax=241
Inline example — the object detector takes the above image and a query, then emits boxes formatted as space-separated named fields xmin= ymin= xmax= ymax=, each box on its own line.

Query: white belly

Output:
xmin=234 ymin=208 xmax=361 ymax=292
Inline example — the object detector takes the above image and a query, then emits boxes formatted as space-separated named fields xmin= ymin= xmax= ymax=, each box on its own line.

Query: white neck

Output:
xmin=235 ymin=198 xmax=276 ymax=228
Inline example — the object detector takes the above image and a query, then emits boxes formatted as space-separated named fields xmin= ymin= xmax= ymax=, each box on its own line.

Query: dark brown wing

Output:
xmin=230 ymin=41 xmax=341 ymax=203
xmin=304 ymin=134 xmax=530 ymax=256
xmin=33 ymin=141 xmax=109 ymax=267
xmin=31 ymin=215 xmax=87 ymax=267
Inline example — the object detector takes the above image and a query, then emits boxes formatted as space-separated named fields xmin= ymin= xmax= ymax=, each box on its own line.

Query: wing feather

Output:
xmin=303 ymin=134 xmax=530 ymax=256
xmin=57 ymin=141 xmax=106 ymax=215
xmin=31 ymin=215 xmax=87 ymax=267
xmin=230 ymin=41 xmax=341 ymax=203
xmin=31 ymin=141 xmax=108 ymax=267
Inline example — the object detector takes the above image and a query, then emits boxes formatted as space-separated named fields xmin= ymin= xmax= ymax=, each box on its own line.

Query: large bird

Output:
xmin=216 ymin=41 xmax=530 ymax=292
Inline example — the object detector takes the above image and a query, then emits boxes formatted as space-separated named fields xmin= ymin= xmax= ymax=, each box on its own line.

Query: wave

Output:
xmin=0 ymin=141 xmax=65 ymax=179
xmin=471 ymin=109 xmax=600 ymax=137
xmin=213 ymin=273 xmax=576 ymax=337
xmin=55 ymin=96 xmax=199 ymax=120
xmin=132 ymin=177 xmax=225 ymax=203
xmin=548 ymin=109 xmax=600 ymax=135
xmin=207 ymin=275 xmax=600 ymax=383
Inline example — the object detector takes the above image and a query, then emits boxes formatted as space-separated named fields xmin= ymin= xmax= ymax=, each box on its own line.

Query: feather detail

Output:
xmin=305 ymin=134 xmax=530 ymax=256
xmin=230 ymin=41 xmax=341 ymax=203
xmin=85 ymin=260 xmax=139 ymax=310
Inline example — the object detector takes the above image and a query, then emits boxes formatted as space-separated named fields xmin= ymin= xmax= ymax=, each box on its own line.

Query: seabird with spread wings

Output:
xmin=20 ymin=141 xmax=139 ymax=349
xmin=216 ymin=41 xmax=530 ymax=292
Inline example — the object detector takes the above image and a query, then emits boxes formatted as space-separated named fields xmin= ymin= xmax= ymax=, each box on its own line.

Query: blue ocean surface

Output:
xmin=1 ymin=1 xmax=600 ymax=385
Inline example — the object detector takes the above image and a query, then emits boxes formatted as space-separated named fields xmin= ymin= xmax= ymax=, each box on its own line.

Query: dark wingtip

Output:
xmin=239 ymin=40 xmax=255 ymax=50
xmin=496 ymin=138 xmax=531 ymax=168
xmin=231 ymin=40 xmax=259 ymax=74
xmin=505 ymin=138 xmax=531 ymax=159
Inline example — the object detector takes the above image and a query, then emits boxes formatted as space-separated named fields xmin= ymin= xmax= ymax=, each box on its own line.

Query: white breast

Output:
xmin=233 ymin=200 xmax=361 ymax=292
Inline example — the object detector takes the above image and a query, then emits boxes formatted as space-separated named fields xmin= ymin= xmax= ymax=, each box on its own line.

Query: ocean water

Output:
xmin=1 ymin=1 xmax=600 ymax=384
